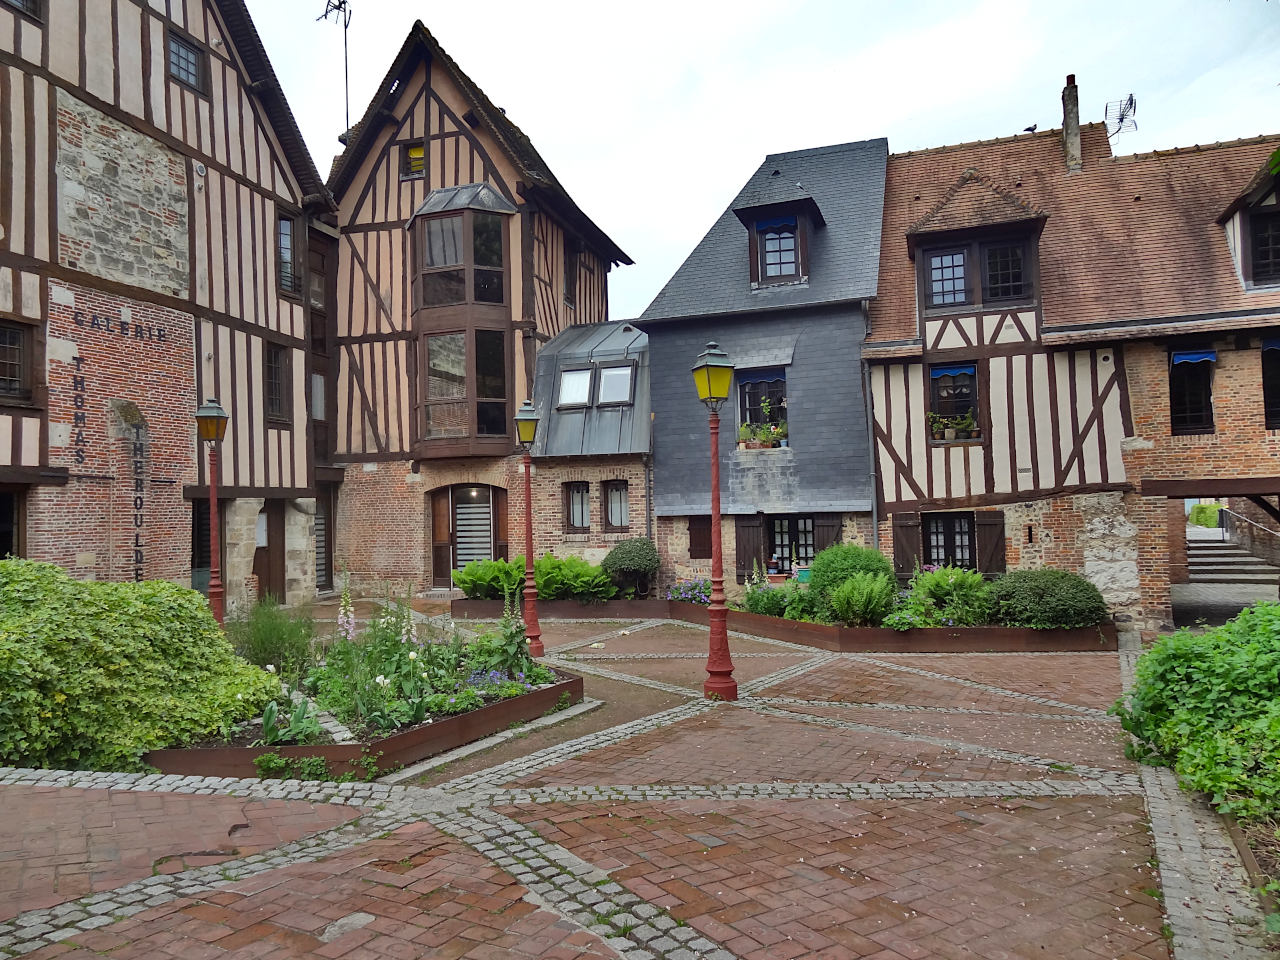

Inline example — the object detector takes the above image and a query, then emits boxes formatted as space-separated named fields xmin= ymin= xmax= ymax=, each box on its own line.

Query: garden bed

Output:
xmin=142 ymin=669 xmax=583 ymax=780
xmin=451 ymin=598 xmax=670 ymax=620
xmin=667 ymin=602 xmax=1118 ymax=652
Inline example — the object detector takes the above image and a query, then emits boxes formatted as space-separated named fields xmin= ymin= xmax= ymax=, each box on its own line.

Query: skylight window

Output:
xmin=597 ymin=365 xmax=633 ymax=405
xmin=558 ymin=368 xmax=591 ymax=407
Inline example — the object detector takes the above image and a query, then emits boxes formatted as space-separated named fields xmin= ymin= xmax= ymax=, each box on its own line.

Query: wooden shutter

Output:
xmin=430 ymin=488 xmax=452 ymax=587
xmin=813 ymin=513 xmax=842 ymax=554
xmin=687 ymin=516 xmax=712 ymax=560
xmin=975 ymin=510 xmax=1006 ymax=574
xmin=891 ymin=512 xmax=921 ymax=579
xmin=494 ymin=487 xmax=509 ymax=561
xmin=735 ymin=513 xmax=765 ymax=584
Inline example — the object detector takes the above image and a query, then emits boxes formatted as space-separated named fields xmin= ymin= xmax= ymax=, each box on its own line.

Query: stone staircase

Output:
xmin=1187 ymin=539 xmax=1280 ymax=585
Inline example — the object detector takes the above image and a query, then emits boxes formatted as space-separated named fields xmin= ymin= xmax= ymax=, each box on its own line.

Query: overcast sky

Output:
xmin=245 ymin=0 xmax=1280 ymax=320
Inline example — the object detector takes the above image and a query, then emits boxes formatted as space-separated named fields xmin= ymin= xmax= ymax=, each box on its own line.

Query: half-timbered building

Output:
xmin=325 ymin=23 xmax=630 ymax=592
xmin=0 ymin=0 xmax=334 ymax=608
xmin=866 ymin=75 xmax=1280 ymax=630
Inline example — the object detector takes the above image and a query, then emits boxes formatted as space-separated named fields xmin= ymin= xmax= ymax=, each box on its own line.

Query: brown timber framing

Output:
xmin=1140 ymin=477 xmax=1280 ymax=497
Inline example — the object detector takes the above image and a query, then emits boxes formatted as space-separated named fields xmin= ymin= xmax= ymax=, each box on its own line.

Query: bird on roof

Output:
xmin=1023 ymin=124 xmax=1037 ymax=133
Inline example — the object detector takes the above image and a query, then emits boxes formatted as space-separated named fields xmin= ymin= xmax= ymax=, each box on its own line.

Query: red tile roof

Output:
xmin=868 ymin=124 xmax=1280 ymax=344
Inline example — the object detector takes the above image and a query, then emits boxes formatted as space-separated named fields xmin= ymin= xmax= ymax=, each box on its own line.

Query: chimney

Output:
xmin=1062 ymin=74 xmax=1082 ymax=173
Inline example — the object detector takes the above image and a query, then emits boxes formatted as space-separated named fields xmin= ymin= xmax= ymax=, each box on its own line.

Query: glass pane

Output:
xmin=426 ymin=333 xmax=466 ymax=399
xmin=473 ymin=213 xmax=503 ymax=268
xmin=0 ymin=324 xmax=22 ymax=394
xmin=474 ymin=268 xmax=504 ymax=304
xmin=310 ymin=372 xmax=325 ymax=420
xmin=421 ymin=270 xmax=465 ymax=307
xmin=929 ymin=250 xmax=967 ymax=306
xmin=985 ymin=244 xmax=1025 ymax=300
xmin=423 ymin=216 xmax=463 ymax=267
xmin=476 ymin=330 xmax=505 ymax=400
xmin=607 ymin=485 xmax=628 ymax=527
xmin=954 ymin=516 xmax=973 ymax=567
xmin=425 ymin=401 xmax=468 ymax=438
xmin=477 ymin=401 xmax=506 ymax=436
xmin=570 ymin=486 xmax=589 ymax=528
xmin=559 ymin=369 xmax=591 ymax=406
xmin=308 ymin=271 xmax=326 ymax=310
xmin=927 ymin=516 xmax=947 ymax=566
xmin=598 ymin=366 xmax=632 ymax=404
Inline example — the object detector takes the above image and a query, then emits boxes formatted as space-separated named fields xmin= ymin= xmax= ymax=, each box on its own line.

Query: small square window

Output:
xmin=756 ymin=217 xmax=799 ymax=283
xmin=1252 ymin=211 xmax=1280 ymax=285
xmin=926 ymin=512 xmax=975 ymax=569
xmin=558 ymin=368 xmax=591 ymax=407
xmin=401 ymin=143 xmax=425 ymax=180
xmin=167 ymin=32 xmax=205 ymax=92
xmin=603 ymin=480 xmax=629 ymax=532
xmin=0 ymin=322 xmax=30 ymax=400
xmin=1170 ymin=352 xmax=1214 ymax=435
xmin=928 ymin=250 xmax=968 ymax=307
xmin=564 ymin=482 xmax=590 ymax=532
xmin=929 ymin=363 xmax=979 ymax=436
xmin=264 ymin=343 xmax=291 ymax=422
xmin=983 ymin=243 xmax=1026 ymax=300
xmin=738 ymin=368 xmax=786 ymax=428
xmin=597 ymin=365 xmax=633 ymax=405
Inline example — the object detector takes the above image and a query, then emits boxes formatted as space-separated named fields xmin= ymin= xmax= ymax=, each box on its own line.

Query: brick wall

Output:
xmin=335 ymin=454 xmax=650 ymax=596
xmin=27 ymin=280 xmax=196 ymax=585
xmin=1167 ymin=499 xmax=1189 ymax=583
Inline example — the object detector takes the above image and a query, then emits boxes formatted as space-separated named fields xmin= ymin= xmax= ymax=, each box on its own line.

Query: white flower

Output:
xmin=236 ymin=693 xmax=243 ymax=700
xmin=375 ymin=674 xmax=390 ymax=688
xmin=421 ymin=672 xmax=429 ymax=680
xmin=408 ymin=651 xmax=418 ymax=661
xmin=265 ymin=664 xmax=276 ymax=674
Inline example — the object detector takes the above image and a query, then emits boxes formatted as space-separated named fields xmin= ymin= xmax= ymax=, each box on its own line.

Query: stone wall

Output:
xmin=223 ymin=498 xmax=262 ymax=615
xmin=55 ymin=89 xmax=188 ymax=298
xmin=284 ymin=498 xmax=316 ymax=607
xmin=1168 ymin=499 xmax=1189 ymax=584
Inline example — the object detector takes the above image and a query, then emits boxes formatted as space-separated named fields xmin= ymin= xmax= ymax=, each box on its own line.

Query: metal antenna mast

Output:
xmin=318 ymin=0 xmax=353 ymax=131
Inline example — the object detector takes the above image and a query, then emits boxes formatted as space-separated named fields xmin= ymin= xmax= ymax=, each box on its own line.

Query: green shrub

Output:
xmin=882 ymin=590 xmax=943 ymax=631
xmin=744 ymin=580 xmax=791 ymax=618
xmin=911 ymin=566 xmax=991 ymax=626
xmin=809 ymin=544 xmax=894 ymax=601
xmin=1187 ymin=503 xmax=1223 ymax=528
xmin=830 ymin=573 xmax=896 ymax=627
xmin=601 ymin=538 xmax=660 ymax=597
xmin=451 ymin=558 xmax=522 ymax=601
xmin=0 ymin=559 xmax=278 ymax=771
xmin=1114 ymin=603 xmax=1280 ymax=818
xmin=225 ymin=598 xmax=315 ymax=690
xmin=989 ymin=569 xmax=1109 ymax=630
xmin=536 ymin=554 xmax=617 ymax=604
xmin=782 ymin=585 xmax=831 ymax=623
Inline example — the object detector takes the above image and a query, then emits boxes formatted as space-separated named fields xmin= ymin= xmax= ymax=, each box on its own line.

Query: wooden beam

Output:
xmin=1246 ymin=495 xmax=1280 ymax=526
xmin=1141 ymin=477 xmax=1280 ymax=497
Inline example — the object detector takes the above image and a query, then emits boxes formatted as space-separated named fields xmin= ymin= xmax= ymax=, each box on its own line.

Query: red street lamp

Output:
xmin=514 ymin=400 xmax=543 ymax=658
xmin=195 ymin=398 xmax=229 ymax=625
xmin=691 ymin=342 xmax=737 ymax=701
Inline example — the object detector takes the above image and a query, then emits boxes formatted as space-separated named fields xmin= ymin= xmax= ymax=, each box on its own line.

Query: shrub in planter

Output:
xmin=989 ymin=569 xmax=1108 ymax=630
xmin=782 ymin=584 xmax=831 ymax=623
xmin=666 ymin=579 xmax=711 ymax=605
xmin=0 ymin=558 xmax=277 ymax=771
xmin=830 ymin=573 xmax=896 ymax=627
xmin=226 ymin=598 xmax=316 ymax=690
xmin=452 ymin=558 xmax=522 ymax=601
xmin=1114 ymin=602 xmax=1280 ymax=817
xmin=809 ymin=544 xmax=894 ymax=602
xmin=911 ymin=566 xmax=991 ymax=626
xmin=535 ymin=554 xmax=618 ymax=604
xmin=744 ymin=581 xmax=791 ymax=618
xmin=601 ymin=537 xmax=660 ymax=598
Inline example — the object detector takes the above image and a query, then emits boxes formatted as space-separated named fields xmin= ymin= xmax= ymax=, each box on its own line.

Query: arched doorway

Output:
xmin=430 ymin=484 xmax=508 ymax=587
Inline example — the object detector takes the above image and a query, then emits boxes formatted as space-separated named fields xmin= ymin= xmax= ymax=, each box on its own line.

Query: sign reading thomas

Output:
xmin=71 ymin=310 xmax=168 ymax=343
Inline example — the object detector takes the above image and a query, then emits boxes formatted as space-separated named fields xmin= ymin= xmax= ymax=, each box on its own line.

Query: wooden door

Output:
xmin=252 ymin=500 xmax=287 ymax=602
xmin=431 ymin=488 xmax=452 ymax=587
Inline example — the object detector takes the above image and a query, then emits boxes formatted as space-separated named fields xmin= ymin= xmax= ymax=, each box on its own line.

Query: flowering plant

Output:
xmin=667 ymin=578 xmax=712 ymax=605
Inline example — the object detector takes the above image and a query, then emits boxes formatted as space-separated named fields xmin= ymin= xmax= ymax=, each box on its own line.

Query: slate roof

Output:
xmin=215 ymin=0 xmax=335 ymax=212
xmin=868 ymin=126 xmax=1280 ymax=345
xmin=639 ymin=138 xmax=888 ymax=323
xmin=326 ymin=21 xmax=630 ymax=265
xmin=530 ymin=322 xmax=650 ymax=458
xmin=409 ymin=184 xmax=518 ymax=220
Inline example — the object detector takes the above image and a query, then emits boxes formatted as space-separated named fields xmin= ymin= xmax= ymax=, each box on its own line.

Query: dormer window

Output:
xmin=749 ymin=216 xmax=809 ymax=286
xmin=920 ymin=237 xmax=1036 ymax=312
xmin=1251 ymin=209 xmax=1280 ymax=285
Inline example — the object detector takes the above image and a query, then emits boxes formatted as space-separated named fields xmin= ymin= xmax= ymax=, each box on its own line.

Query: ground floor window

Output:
xmin=0 ymin=486 xmax=24 ymax=557
xmin=925 ymin=512 xmax=975 ymax=569
xmin=315 ymin=485 xmax=336 ymax=592
xmin=603 ymin=480 xmax=629 ymax=531
xmin=769 ymin=514 xmax=815 ymax=572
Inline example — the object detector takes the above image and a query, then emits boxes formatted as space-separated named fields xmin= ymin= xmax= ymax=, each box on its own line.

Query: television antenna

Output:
xmin=1105 ymin=94 xmax=1137 ymax=139
xmin=318 ymin=0 xmax=353 ymax=132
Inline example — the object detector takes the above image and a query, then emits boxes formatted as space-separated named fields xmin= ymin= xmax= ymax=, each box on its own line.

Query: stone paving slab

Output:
xmin=506 ymin=706 xmax=1087 ymax=790
xmin=0 ymin=787 xmax=361 ymax=921
xmin=570 ymin=624 xmax=791 ymax=658
xmin=501 ymin=795 xmax=1169 ymax=960
xmin=573 ymin=654 xmax=813 ymax=692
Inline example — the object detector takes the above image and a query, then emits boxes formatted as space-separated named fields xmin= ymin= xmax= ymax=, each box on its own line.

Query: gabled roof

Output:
xmin=214 ymin=0 xmax=335 ymax=212
xmin=640 ymin=138 xmax=888 ymax=323
xmin=530 ymin=322 xmax=650 ymax=458
xmin=326 ymin=21 xmax=630 ymax=265
xmin=1217 ymin=158 xmax=1278 ymax=224
xmin=868 ymin=125 xmax=1280 ymax=344
xmin=906 ymin=168 xmax=1046 ymax=248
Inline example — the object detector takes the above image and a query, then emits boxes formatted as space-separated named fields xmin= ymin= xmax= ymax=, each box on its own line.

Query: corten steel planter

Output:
xmin=451 ymin=598 xmax=670 ymax=620
xmin=143 ymin=670 xmax=584 ymax=780
xmin=666 ymin=601 xmax=1118 ymax=653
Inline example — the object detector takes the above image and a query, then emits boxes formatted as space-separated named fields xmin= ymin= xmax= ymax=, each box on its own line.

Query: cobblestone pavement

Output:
xmin=0 ymin=619 xmax=1270 ymax=958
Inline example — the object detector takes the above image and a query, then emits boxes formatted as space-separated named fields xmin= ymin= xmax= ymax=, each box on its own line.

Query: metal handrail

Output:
xmin=1220 ymin=508 xmax=1280 ymax=540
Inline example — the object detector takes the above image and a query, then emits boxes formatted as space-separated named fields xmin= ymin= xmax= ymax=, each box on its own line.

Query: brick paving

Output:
xmin=0 ymin=617 xmax=1270 ymax=959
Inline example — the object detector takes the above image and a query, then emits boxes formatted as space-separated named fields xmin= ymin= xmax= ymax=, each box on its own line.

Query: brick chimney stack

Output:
xmin=1062 ymin=73 xmax=1082 ymax=173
